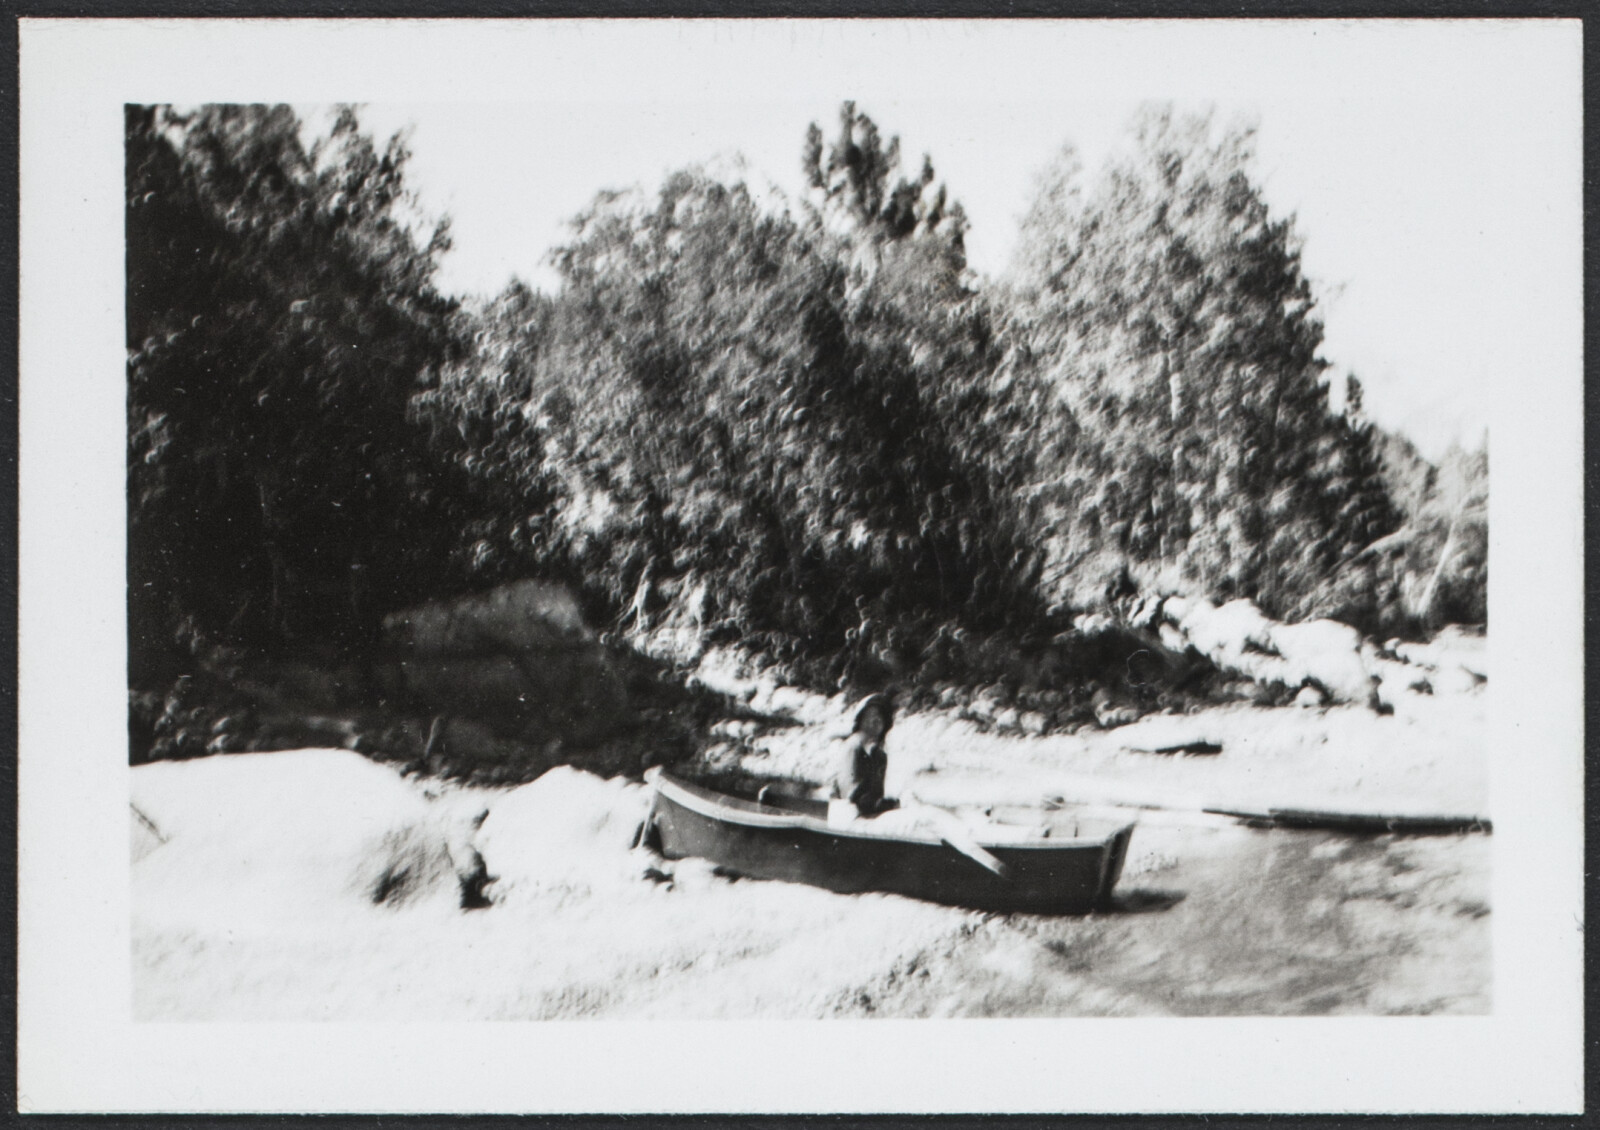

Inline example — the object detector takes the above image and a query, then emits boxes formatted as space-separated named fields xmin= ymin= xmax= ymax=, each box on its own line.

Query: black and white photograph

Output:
xmin=18 ymin=16 xmax=1583 ymax=1114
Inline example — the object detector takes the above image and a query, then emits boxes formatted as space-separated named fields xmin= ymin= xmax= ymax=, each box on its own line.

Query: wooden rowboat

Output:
xmin=642 ymin=768 xmax=1134 ymax=913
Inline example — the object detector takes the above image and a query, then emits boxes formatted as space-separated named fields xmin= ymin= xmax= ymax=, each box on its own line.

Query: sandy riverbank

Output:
xmin=132 ymin=634 xmax=1487 ymax=1019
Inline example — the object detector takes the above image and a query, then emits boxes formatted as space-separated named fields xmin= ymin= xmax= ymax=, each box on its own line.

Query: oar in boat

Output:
xmin=898 ymin=796 xmax=1011 ymax=879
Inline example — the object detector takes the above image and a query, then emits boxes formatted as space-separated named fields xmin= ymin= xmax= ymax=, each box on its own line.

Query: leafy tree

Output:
xmin=1008 ymin=107 xmax=1400 ymax=622
xmin=409 ymin=281 xmax=566 ymax=593
xmin=127 ymin=104 xmax=463 ymax=671
xmin=424 ymin=104 xmax=1045 ymax=687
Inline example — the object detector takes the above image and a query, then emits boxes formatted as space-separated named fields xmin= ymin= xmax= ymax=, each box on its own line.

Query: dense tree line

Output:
xmin=127 ymin=101 xmax=1484 ymax=701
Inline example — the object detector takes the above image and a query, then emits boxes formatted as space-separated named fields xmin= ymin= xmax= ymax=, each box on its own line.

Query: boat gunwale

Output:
xmin=647 ymin=768 xmax=1132 ymax=851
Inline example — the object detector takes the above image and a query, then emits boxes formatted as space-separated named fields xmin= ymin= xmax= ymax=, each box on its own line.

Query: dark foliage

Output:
xmin=415 ymin=103 xmax=1048 ymax=690
xmin=127 ymin=104 xmax=465 ymax=675
xmin=126 ymin=101 xmax=1485 ymax=769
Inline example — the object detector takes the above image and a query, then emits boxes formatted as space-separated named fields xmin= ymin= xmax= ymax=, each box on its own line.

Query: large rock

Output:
xmin=1393 ymin=626 xmax=1488 ymax=694
xmin=382 ymin=580 xmax=632 ymax=746
xmin=1163 ymin=598 xmax=1493 ymax=709
xmin=1164 ymin=598 xmax=1379 ymax=706
xmin=383 ymin=579 xmax=590 ymax=655
xmin=1165 ymin=597 xmax=1276 ymax=660
xmin=1270 ymin=619 xmax=1375 ymax=706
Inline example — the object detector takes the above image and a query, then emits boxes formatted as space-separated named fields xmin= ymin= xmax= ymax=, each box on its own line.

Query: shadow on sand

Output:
xmin=1106 ymin=888 xmax=1187 ymax=914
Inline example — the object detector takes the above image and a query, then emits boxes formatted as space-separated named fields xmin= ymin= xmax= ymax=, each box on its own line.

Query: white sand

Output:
xmin=132 ymin=643 xmax=1487 ymax=1020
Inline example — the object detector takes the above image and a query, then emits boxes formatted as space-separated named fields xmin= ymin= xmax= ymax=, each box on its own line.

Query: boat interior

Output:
xmin=662 ymin=766 xmax=1128 ymax=843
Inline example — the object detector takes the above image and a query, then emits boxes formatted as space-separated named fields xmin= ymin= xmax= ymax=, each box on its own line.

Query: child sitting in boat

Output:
xmin=828 ymin=694 xmax=897 ymax=825
xmin=826 ymin=695 xmax=1045 ymax=869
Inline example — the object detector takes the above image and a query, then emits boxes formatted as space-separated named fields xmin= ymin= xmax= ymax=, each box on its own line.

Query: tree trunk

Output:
xmin=257 ymin=478 xmax=289 ymax=639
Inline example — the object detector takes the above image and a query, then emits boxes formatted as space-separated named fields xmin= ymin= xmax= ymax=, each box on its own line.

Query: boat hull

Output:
xmin=646 ymin=770 xmax=1133 ymax=914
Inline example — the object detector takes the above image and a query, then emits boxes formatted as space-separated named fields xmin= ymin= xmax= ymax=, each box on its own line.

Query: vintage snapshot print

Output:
xmin=18 ymin=17 xmax=1583 ymax=1115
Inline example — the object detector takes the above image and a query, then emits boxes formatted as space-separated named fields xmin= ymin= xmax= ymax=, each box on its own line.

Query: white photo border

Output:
xmin=17 ymin=16 xmax=1584 ymax=1114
